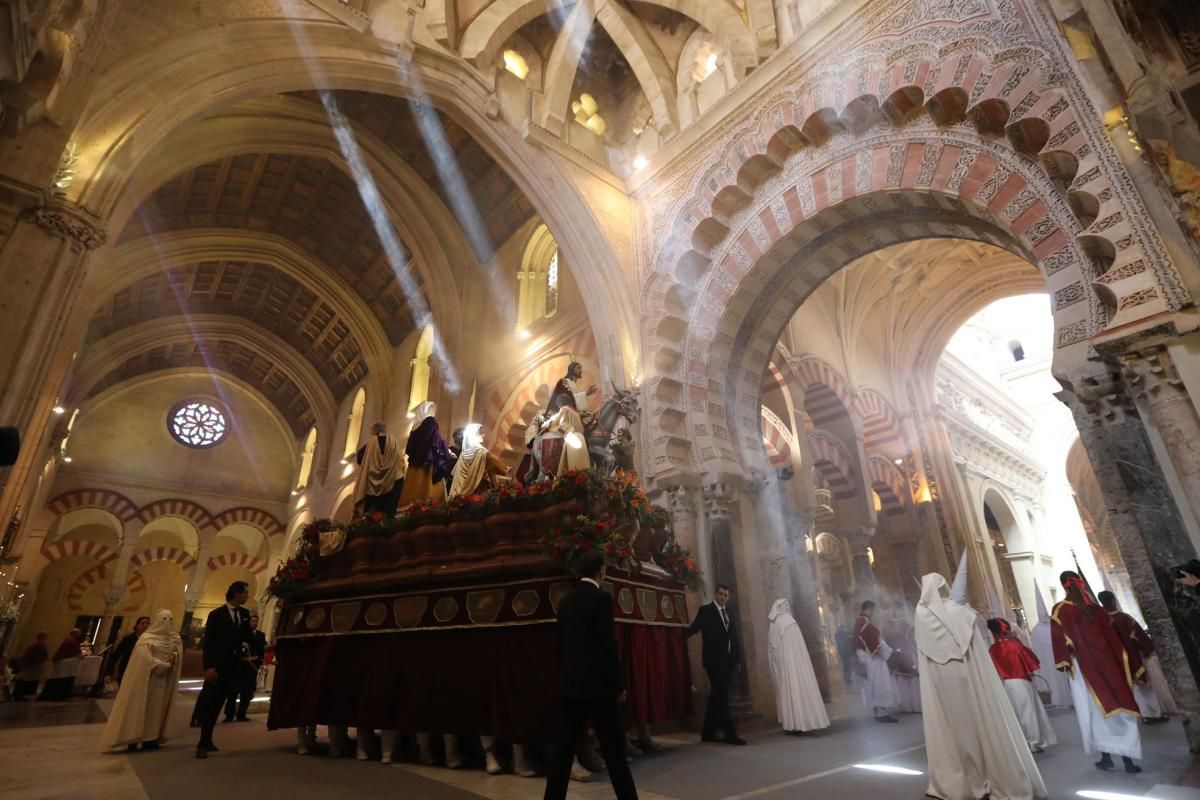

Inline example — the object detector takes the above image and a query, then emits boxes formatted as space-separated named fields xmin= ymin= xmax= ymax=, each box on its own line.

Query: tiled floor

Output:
xmin=2 ymin=693 xmax=1199 ymax=800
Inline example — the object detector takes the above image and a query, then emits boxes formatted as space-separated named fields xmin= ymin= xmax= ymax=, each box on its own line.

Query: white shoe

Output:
xmin=356 ymin=748 xmax=369 ymax=761
xmin=485 ymin=752 xmax=502 ymax=775
xmin=381 ymin=752 xmax=392 ymax=764
xmin=570 ymin=763 xmax=593 ymax=782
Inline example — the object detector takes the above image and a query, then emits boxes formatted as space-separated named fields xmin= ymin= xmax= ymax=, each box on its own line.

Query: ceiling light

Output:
xmin=290 ymin=490 xmax=299 ymax=496
xmin=518 ymin=329 xmax=532 ymax=340
xmin=52 ymin=406 xmax=65 ymax=415
xmin=853 ymin=764 xmax=923 ymax=776
xmin=502 ymin=50 xmax=529 ymax=80
xmin=633 ymin=155 xmax=648 ymax=171
xmin=62 ymin=456 xmax=73 ymax=463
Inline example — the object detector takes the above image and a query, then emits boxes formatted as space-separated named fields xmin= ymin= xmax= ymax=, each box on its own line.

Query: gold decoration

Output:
xmin=466 ymin=589 xmax=505 ymax=624
xmin=393 ymin=596 xmax=428 ymax=628
xmin=512 ymin=589 xmax=541 ymax=617
xmin=305 ymin=607 xmax=326 ymax=630
xmin=331 ymin=602 xmax=361 ymax=632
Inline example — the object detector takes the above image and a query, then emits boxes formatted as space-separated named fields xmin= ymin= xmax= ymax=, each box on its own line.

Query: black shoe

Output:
xmin=223 ymin=717 xmax=234 ymax=723
xmin=195 ymin=748 xmax=208 ymax=759
xmin=723 ymin=736 xmax=747 ymax=746
xmin=1145 ymin=716 xmax=1169 ymax=725
xmin=127 ymin=744 xmax=139 ymax=753
xmin=1095 ymin=754 xmax=1114 ymax=770
xmin=141 ymin=741 xmax=161 ymax=751
xmin=235 ymin=717 xmax=250 ymax=722
xmin=200 ymin=743 xmax=219 ymax=752
xmin=700 ymin=733 xmax=720 ymax=743
xmin=875 ymin=716 xmax=899 ymax=723
xmin=784 ymin=730 xmax=805 ymax=737
xmin=1123 ymin=757 xmax=1142 ymax=774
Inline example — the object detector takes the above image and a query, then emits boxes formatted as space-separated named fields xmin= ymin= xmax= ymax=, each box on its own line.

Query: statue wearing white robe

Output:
xmin=100 ymin=609 xmax=183 ymax=751
xmin=915 ymin=574 xmax=1047 ymax=800
xmin=767 ymin=599 xmax=829 ymax=733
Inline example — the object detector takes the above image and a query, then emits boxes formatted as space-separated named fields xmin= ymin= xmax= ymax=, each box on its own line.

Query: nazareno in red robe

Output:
xmin=1052 ymin=599 xmax=1143 ymax=715
xmin=854 ymin=615 xmax=882 ymax=655
xmin=1108 ymin=610 xmax=1155 ymax=661
xmin=989 ymin=636 xmax=1041 ymax=682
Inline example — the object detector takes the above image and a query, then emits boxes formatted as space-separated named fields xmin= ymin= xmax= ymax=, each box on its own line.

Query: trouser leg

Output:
xmin=237 ymin=665 xmax=255 ymax=718
xmin=589 ymin=700 xmax=638 ymax=800
xmin=544 ymin=701 xmax=586 ymax=800
xmin=197 ymin=674 xmax=230 ymax=748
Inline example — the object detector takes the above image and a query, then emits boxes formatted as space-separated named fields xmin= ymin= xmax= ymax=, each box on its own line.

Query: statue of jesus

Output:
xmin=546 ymin=361 xmax=598 ymax=415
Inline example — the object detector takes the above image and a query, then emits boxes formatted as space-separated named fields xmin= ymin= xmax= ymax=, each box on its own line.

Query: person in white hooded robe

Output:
xmin=1029 ymin=584 xmax=1071 ymax=707
xmin=100 ymin=609 xmax=183 ymax=752
xmin=767 ymin=599 xmax=830 ymax=734
xmin=914 ymin=574 xmax=1047 ymax=800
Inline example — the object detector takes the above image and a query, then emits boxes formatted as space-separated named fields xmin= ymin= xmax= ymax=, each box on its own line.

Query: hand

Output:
xmin=1178 ymin=570 xmax=1200 ymax=588
xmin=617 ymin=691 xmax=627 ymax=704
xmin=204 ymin=667 xmax=219 ymax=683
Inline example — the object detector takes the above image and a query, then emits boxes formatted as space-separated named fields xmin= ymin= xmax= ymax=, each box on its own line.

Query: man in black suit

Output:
xmin=544 ymin=551 xmax=638 ymax=800
xmin=224 ymin=613 xmax=266 ymax=722
xmin=196 ymin=581 xmax=252 ymax=758
xmin=685 ymin=583 xmax=746 ymax=745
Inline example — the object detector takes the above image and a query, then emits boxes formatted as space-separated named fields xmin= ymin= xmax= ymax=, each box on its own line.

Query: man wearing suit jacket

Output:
xmin=544 ymin=551 xmax=638 ymax=800
xmin=196 ymin=581 xmax=252 ymax=759
xmin=685 ymin=584 xmax=747 ymax=745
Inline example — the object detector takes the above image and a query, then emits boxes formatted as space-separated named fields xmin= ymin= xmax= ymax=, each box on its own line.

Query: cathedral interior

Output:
xmin=3 ymin=1 xmax=1200 ymax=798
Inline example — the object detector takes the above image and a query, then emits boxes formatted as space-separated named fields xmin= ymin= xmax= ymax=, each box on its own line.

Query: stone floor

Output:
xmin=2 ymin=689 xmax=1199 ymax=800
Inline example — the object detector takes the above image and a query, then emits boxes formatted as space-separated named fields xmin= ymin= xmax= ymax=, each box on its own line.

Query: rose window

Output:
xmin=168 ymin=401 xmax=227 ymax=448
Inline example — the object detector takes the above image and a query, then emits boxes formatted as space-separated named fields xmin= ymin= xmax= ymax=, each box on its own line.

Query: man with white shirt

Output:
xmin=195 ymin=581 xmax=252 ymax=759
xmin=685 ymin=584 xmax=746 ymax=745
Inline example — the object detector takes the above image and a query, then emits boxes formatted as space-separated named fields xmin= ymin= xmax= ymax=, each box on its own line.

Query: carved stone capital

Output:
xmin=1066 ymin=371 xmax=1137 ymax=428
xmin=702 ymin=481 xmax=738 ymax=521
xmin=667 ymin=485 xmax=696 ymax=516
xmin=1119 ymin=346 xmax=1184 ymax=402
xmin=744 ymin=467 xmax=771 ymax=496
xmin=102 ymin=585 xmax=126 ymax=609
xmin=19 ymin=203 xmax=107 ymax=252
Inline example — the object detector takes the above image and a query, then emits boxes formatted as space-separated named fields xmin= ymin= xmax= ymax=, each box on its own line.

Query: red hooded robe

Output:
xmin=1052 ymin=598 xmax=1142 ymax=715
xmin=989 ymin=635 xmax=1041 ymax=682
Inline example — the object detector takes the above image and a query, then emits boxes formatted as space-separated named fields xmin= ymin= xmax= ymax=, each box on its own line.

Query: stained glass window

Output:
xmin=169 ymin=402 xmax=227 ymax=448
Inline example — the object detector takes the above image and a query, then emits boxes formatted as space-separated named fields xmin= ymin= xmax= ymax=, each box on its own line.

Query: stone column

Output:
xmin=847 ymin=526 xmax=876 ymax=603
xmin=667 ymin=484 xmax=700 ymax=565
xmin=93 ymin=584 xmax=128 ymax=654
xmin=0 ymin=188 xmax=108 ymax=534
xmin=1120 ymin=346 xmax=1200 ymax=543
xmin=1060 ymin=371 xmax=1200 ymax=750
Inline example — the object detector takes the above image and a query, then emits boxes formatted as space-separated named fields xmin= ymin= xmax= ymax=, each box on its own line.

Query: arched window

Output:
xmin=343 ymin=388 xmax=366 ymax=460
xmin=408 ymin=325 xmax=434 ymax=413
xmin=517 ymin=225 xmax=560 ymax=331
xmin=295 ymin=426 xmax=317 ymax=492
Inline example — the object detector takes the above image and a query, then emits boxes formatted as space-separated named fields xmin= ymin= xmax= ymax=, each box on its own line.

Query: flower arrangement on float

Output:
xmin=266 ymin=469 xmax=703 ymax=601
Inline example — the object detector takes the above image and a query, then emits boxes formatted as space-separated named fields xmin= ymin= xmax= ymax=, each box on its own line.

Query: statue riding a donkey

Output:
xmin=519 ymin=362 xmax=639 ymax=483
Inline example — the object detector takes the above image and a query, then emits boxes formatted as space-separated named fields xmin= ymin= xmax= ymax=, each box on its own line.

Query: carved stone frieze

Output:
xmin=19 ymin=205 xmax=107 ymax=252
xmin=702 ymin=481 xmax=739 ymax=521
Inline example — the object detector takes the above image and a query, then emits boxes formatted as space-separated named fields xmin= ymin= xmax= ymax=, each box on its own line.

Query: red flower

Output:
xmin=684 ymin=559 xmax=696 ymax=570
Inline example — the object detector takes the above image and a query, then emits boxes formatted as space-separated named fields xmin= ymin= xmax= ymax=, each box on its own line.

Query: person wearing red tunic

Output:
xmin=987 ymin=619 xmax=1056 ymax=752
xmin=1052 ymin=572 xmax=1142 ymax=773
xmin=883 ymin=601 xmax=921 ymax=713
xmin=854 ymin=601 xmax=898 ymax=722
xmin=1099 ymin=590 xmax=1174 ymax=723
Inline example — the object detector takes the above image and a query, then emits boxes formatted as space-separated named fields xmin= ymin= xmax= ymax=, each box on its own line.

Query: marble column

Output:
xmin=1060 ymin=371 xmax=1200 ymax=750
xmin=1120 ymin=346 xmax=1200 ymax=540
xmin=0 ymin=188 xmax=107 ymax=536
xmin=848 ymin=527 xmax=876 ymax=603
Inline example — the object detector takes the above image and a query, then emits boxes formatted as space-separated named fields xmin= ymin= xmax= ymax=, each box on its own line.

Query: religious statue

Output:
xmin=398 ymin=401 xmax=452 ymax=508
xmin=524 ymin=361 xmax=640 ymax=482
xmin=353 ymin=422 xmax=404 ymax=516
xmin=449 ymin=424 xmax=510 ymax=497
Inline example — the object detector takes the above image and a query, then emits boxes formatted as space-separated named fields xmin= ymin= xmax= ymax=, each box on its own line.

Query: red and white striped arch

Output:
xmin=128 ymin=545 xmax=197 ymax=572
xmin=853 ymin=388 xmax=905 ymax=451
xmin=790 ymin=356 xmax=853 ymax=426
xmin=760 ymin=407 xmax=794 ymax=467
xmin=65 ymin=564 xmax=108 ymax=611
xmin=806 ymin=431 xmax=855 ymax=499
xmin=209 ymin=507 xmax=285 ymax=539
xmin=46 ymin=489 xmax=140 ymax=525
xmin=138 ymin=498 xmax=213 ymax=530
xmin=866 ymin=455 xmax=908 ymax=515
xmin=206 ymin=552 xmax=268 ymax=575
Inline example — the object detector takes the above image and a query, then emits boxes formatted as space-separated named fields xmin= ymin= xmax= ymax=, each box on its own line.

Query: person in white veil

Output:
xmin=914 ymin=574 xmax=1046 ymax=800
xmin=449 ymin=424 xmax=509 ymax=498
xmin=767 ymin=599 xmax=830 ymax=734
xmin=100 ymin=609 xmax=183 ymax=752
